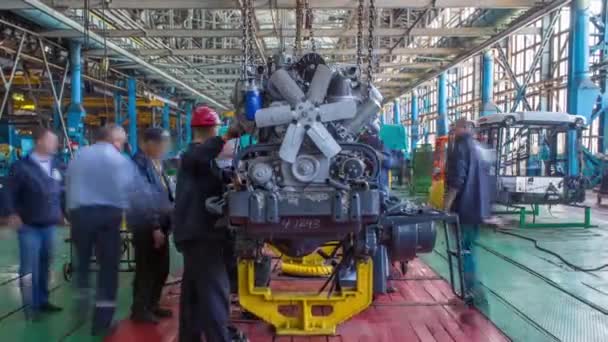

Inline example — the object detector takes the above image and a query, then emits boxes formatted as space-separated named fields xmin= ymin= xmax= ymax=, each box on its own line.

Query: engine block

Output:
xmin=218 ymin=53 xmax=438 ymax=261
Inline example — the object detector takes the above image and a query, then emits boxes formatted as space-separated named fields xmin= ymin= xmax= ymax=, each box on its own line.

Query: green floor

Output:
xmin=418 ymin=197 xmax=608 ymax=342
xmin=2 ymin=193 xmax=608 ymax=341
xmin=0 ymin=228 xmax=182 ymax=342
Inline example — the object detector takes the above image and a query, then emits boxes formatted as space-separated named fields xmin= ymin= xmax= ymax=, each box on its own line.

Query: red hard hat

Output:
xmin=191 ymin=105 xmax=221 ymax=127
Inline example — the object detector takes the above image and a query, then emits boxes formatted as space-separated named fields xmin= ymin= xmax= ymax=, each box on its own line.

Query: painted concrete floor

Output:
xmin=0 ymin=190 xmax=607 ymax=341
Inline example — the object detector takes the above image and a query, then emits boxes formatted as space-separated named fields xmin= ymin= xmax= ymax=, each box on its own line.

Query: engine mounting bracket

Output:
xmin=237 ymin=257 xmax=373 ymax=335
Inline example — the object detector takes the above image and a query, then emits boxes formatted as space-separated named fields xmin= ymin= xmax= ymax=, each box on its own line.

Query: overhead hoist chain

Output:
xmin=294 ymin=0 xmax=304 ymax=57
xmin=240 ymin=2 xmax=249 ymax=78
xmin=247 ymin=0 xmax=256 ymax=65
xmin=241 ymin=0 xmax=257 ymax=78
xmin=305 ymin=0 xmax=316 ymax=52
xmin=366 ymin=0 xmax=376 ymax=97
xmin=356 ymin=0 xmax=364 ymax=73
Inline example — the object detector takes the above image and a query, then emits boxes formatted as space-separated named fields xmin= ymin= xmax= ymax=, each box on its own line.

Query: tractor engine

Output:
xmin=222 ymin=53 xmax=437 ymax=263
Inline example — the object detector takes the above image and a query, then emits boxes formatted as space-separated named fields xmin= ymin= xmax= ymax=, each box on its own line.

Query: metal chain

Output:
xmin=305 ymin=0 xmax=316 ymax=52
xmin=356 ymin=0 xmax=364 ymax=73
xmin=366 ymin=0 xmax=376 ymax=97
xmin=240 ymin=1 xmax=249 ymax=78
xmin=247 ymin=0 xmax=256 ymax=65
xmin=294 ymin=0 xmax=303 ymax=57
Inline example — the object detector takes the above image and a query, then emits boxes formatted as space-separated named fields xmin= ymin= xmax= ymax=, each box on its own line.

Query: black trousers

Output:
xmin=69 ymin=205 xmax=122 ymax=334
xmin=179 ymin=240 xmax=230 ymax=342
xmin=131 ymin=230 xmax=170 ymax=315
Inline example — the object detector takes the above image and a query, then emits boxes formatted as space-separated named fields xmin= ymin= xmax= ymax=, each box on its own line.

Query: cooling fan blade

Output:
xmin=255 ymin=105 xmax=294 ymax=128
xmin=269 ymin=69 xmax=306 ymax=106
xmin=306 ymin=121 xmax=342 ymax=159
xmin=317 ymin=100 xmax=358 ymax=122
xmin=306 ymin=64 xmax=333 ymax=105
xmin=279 ymin=123 xmax=307 ymax=163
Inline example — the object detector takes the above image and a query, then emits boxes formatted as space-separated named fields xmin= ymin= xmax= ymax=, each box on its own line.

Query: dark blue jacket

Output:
xmin=173 ymin=137 xmax=231 ymax=246
xmin=6 ymin=155 xmax=64 ymax=227
xmin=447 ymin=134 xmax=492 ymax=225
xmin=128 ymin=151 xmax=174 ymax=232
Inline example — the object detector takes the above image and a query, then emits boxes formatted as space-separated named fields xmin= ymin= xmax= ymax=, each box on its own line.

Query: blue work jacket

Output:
xmin=447 ymin=134 xmax=492 ymax=225
xmin=6 ymin=155 xmax=64 ymax=227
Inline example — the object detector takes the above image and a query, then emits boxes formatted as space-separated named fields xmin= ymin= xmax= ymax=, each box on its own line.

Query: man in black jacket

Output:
xmin=129 ymin=127 xmax=174 ymax=323
xmin=173 ymin=105 xmax=242 ymax=342
xmin=445 ymin=119 xmax=492 ymax=306
xmin=5 ymin=127 xmax=63 ymax=319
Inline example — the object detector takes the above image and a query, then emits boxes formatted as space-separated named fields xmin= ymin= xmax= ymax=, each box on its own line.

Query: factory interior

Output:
xmin=0 ymin=0 xmax=608 ymax=341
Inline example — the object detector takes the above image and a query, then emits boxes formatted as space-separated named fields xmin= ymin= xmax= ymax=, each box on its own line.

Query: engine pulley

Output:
xmin=291 ymin=154 xmax=321 ymax=183
xmin=341 ymin=157 xmax=366 ymax=180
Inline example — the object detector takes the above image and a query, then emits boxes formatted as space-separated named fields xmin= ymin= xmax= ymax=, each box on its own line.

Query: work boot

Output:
xmin=228 ymin=325 xmax=249 ymax=342
xmin=131 ymin=311 xmax=160 ymax=324
xmin=152 ymin=307 xmax=173 ymax=318
xmin=40 ymin=302 xmax=63 ymax=313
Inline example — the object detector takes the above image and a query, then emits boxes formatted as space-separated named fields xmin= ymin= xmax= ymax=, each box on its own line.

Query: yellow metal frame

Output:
xmin=238 ymin=258 xmax=373 ymax=335
xmin=268 ymin=243 xmax=338 ymax=277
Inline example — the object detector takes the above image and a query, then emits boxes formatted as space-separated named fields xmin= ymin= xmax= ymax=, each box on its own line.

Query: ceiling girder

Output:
xmin=85 ymin=47 xmax=463 ymax=57
xmin=1 ymin=0 xmax=540 ymax=10
xmin=39 ymin=27 xmax=541 ymax=38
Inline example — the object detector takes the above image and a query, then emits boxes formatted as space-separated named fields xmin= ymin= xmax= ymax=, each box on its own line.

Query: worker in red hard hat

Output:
xmin=173 ymin=105 xmax=247 ymax=342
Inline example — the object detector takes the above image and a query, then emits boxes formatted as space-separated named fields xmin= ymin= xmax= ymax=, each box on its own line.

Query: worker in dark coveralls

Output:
xmin=173 ymin=105 xmax=245 ymax=342
xmin=5 ymin=128 xmax=63 ymax=320
xmin=444 ymin=118 xmax=492 ymax=307
xmin=129 ymin=127 xmax=174 ymax=324
xmin=67 ymin=124 xmax=169 ymax=336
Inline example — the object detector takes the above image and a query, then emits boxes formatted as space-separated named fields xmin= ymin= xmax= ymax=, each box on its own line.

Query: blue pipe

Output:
xmin=70 ymin=42 xmax=81 ymax=104
xmin=600 ymin=0 xmax=608 ymax=153
xmin=567 ymin=0 xmax=600 ymax=176
xmin=114 ymin=88 xmax=122 ymax=124
xmin=65 ymin=41 xmax=86 ymax=146
xmin=481 ymin=51 xmax=498 ymax=116
xmin=185 ymin=101 xmax=193 ymax=145
xmin=128 ymin=77 xmax=137 ymax=154
xmin=393 ymin=99 xmax=400 ymax=124
xmin=176 ymin=109 xmax=182 ymax=151
xmin=437 ymin=73 xmax=448 ymax=136
xmin=162 ymin=102 xmax=170 ymax=130
xmin=411 ymin=91 xmax=419 ymax=152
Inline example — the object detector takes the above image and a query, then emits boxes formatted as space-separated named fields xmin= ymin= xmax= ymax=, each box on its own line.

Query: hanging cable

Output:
xmin=495 ymin=229 xmax=608 ymax=272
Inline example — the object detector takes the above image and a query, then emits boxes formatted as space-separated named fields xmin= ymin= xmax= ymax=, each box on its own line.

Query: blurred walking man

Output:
xmin=66 ymin=124 xmax=136 ymax=336
xmin=129 ymin=128 xmax=174 ymax=323
xmin=6 ymin=128 xmax=63 ymax=320
xmin=444 ymin=119 xmax=492 ymax=307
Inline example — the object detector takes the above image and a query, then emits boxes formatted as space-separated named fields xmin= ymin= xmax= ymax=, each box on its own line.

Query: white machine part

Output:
xmin=477 ymin=111 xmax=586 ymax=127
xmin=499 ymin=176 xmax=564 ymax=194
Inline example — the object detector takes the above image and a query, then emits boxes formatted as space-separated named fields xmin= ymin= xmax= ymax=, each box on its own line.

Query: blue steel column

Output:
xmin=114 ymin=87 xmax=122 ymax=124
xmin=437 ymin=73 xmax=448 ymax=137
xmin=66 ymin=41 xmax=86 ymax=146
xmin=128 ymin=77 xmax=137 ymax=154
xmin=176 ymin=108 xmax=183 ymax=151
xmin=599 ymin=0 xmax=608 ymax=153
xmin=481 ymin=50 xmax=498 ymax=116
xmin=411 ymin=91 xmax=419 ymax=152
xmin=567 ymin=0 xmax=600 ymax=175
xmin=185 ymin=101 xmax=193 ymax=145
xmin=393 ymin=99 xmax=400 ymax=124
xmin=162 ymin=101 xmax=170 ymax=130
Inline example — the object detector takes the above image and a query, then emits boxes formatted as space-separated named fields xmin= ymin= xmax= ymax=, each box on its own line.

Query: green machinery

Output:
xmin=411 ymin=144 xmax=433 ymax=195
